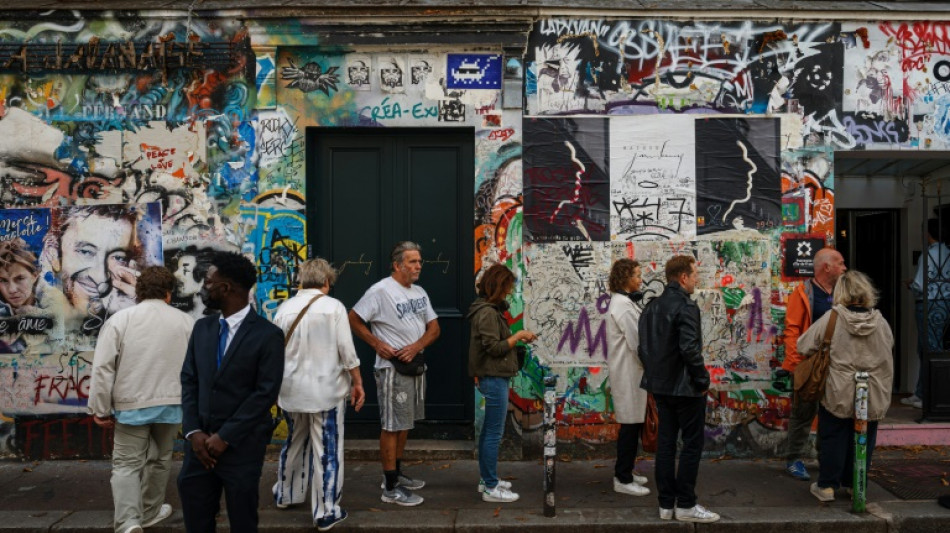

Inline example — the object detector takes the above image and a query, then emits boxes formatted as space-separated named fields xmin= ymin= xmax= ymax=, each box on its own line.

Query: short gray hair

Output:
xmin=299 ymin=258 xmax=337 ymax=289
xmin=391 ymin=241 xmax=421 ymax=269
xmin=832 ymin=270 xmax=878 ymax=308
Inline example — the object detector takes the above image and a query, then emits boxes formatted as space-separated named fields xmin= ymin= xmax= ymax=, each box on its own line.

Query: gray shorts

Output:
xmin=375 ymin=366 xmax=425 ymax=432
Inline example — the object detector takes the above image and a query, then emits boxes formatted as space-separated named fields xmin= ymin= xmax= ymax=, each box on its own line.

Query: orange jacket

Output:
xmin=781 ymin=281 xmax=814 ymax=372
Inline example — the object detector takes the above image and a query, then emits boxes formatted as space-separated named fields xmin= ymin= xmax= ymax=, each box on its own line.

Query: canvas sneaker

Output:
xmin=380 ymin=473 xmax=425 ymax=491
xmin=632 ymin=473 xmax=648 ymax=485
xmin=613 ymin=477 xmax=650 ymax=496
xmin=811 ymin=482 xmax=835 ymax=502
xmin=482 ymin=485 xmax=520 ymax=503
xmin=900 ymin=395 xmax=921 ymax=406
xmin=381 ymin=485 xmax=424 ymax=506
xmin=477 ymin=479 xmax=512 ymax=493
xmin=316 ymin=509 xmax=348 ymax=532
xmin=786 ymin=460 xmax=811 ymax=481
xmin=659 ymin=507 xmax=674 ymax=520
xmin=141 ymin=503 xmax=172 ymax=528
xmin=675 ymin=504 xmax=720 ymax=523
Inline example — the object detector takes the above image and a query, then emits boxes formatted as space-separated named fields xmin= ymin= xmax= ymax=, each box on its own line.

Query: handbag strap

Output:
xmin=820 ymin=310 xmax=838 ymax=347
xmin=284 ymin=293 xmax=324 ymax=346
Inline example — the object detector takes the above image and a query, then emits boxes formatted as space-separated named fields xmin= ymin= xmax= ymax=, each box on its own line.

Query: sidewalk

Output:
xmin=1 ymin=450 xmax=949 ymax=532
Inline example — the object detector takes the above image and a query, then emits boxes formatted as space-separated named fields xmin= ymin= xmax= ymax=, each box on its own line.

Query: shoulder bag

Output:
xmin=793 ymin=310 xmax=838 ymax=403
xmin=283 ymin=293 xmax=324 ymax=346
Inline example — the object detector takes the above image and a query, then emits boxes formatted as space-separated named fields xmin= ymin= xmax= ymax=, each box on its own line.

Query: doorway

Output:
xmin=835 ymin=209 xmax=901 ymax=390
xmin=308 ymin=128 xmax=476 ymax=439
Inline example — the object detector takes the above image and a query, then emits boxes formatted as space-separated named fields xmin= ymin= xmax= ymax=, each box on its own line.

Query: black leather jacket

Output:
xmin=638 ymin=281 xmax=710 ymax=397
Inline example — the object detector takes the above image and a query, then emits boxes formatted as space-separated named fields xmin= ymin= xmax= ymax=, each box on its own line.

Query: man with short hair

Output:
xmin=88 ymin=266 xmax=195 ymax=533
xmin=272 ymin=258 xmax=365 ymax=531
xmin=782 ymin=247 xmax=847 ymax=480
xmin=349 ymin=241 xmax=440 ymax=507
xmin=906 ymin=218 xmax=950 ymax=409
xmin=639 ymin=255 xmax=718 ymax=523
xmin=178 ymin=252 xmax=284 ymax=533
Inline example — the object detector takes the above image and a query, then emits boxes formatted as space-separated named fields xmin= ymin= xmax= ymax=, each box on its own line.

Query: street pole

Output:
xmin=852 ymin=371 xmax=870 ymax=513
xmin=543 ymin=373 xmax=557 ymax=517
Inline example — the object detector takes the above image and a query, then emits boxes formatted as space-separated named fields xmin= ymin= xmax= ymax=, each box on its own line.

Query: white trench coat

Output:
xmin=606 ymin=293 xmax=648 ymax=424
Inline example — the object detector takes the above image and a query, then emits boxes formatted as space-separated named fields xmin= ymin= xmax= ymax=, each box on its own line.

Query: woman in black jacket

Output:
xmin=467 ymin=264 xmax=536 ymax=503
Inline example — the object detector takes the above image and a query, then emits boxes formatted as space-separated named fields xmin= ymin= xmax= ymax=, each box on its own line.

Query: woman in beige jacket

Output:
xmin=606 ymin=258 xmax=650 ymax=497
xmin=797 ymin=270 xmax=893 ymax=503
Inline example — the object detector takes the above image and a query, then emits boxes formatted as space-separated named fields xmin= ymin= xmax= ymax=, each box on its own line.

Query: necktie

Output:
xmin=217 ymin=318 xmax=229 ymax=368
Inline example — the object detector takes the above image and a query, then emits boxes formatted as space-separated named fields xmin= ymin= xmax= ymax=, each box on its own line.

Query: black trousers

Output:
xmin=817 ymin=404 xmax=878 ymax=490
xmin=614 ymin=423 xmax=643 ymax=484
xmin=177 ymin=444 xmax=266 ymax=533
xmin=654 ymin=394 xmax=705 ymax=510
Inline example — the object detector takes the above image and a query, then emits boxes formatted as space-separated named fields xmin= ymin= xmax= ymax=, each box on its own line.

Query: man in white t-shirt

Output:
xmin=349 ymin=241 xmax=440 ymax=507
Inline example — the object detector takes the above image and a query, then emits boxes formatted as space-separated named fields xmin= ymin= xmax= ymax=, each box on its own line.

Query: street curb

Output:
xmin=5 ymin=504 xmax=948 ymax=532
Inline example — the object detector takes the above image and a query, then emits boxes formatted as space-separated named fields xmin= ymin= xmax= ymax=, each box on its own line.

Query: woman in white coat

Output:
xmin=607 ymin=258 xmax=650 ymax=497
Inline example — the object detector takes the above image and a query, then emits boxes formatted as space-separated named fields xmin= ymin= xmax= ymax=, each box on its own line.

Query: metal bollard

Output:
xmin=543 ymin=373 xmax=557 ymax=517
xmin=853 ymin=371 xmax=870 ymax=513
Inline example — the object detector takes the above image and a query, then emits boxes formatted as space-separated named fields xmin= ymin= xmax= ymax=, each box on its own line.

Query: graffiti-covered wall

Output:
xmin=0 ymin=8 xmax=945 ymax=459
xmin=516 ymin=18 xmax=948 ymax=458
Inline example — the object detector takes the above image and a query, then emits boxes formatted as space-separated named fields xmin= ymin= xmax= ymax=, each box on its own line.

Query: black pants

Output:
xmin=614 ymin=423 xmax=642 ymax=484
xmin=817 ymin=404 xmax=878 ymax=490
xmin=655 ymin=394 xmax=705 ymax=509
xmin=178 ymin=445 xmax=266 ymax=533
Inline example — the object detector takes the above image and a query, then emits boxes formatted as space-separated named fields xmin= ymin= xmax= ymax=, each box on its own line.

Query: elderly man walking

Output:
xmin=638 ymin=255 xmax=718 ymax=523
xmin=782 ymin=247 xmax=847 ymax=480
xmin=88 ymin=266 xmax=195 ymax=533
xmin=272 ymin=258 xmax=365 ymax=531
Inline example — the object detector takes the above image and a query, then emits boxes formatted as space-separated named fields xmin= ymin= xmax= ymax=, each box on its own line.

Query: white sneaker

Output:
xmin=900 ymin=395 xmax=921 ymax=406
xmin=912 ymin=398 xmax=923 ymax=409
xmin=120 ymin=526 xmax=143 ymax=533
xmin=482 ymin=485 xmax=520 ymax=503
xmin=675 ymin=504 xmax=720 ymax=523
xmin=142 ymin=504 xmax=172 ymax=528
xmin=659 ymin=507 xmax=674 ymax=520
xmin=613 ymin=477 xmax=650 ymax=496
xmin=477 ymin=479 xmax=512 ymax=492
xmin=632 ymin=473 xmax=648 ymax=485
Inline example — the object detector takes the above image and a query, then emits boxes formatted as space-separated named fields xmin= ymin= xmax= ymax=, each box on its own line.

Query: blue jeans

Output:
xmin=914 ymin=299 xmax=950 ymax=398
xmin=477 ymin=377 xmax=509 ymax=489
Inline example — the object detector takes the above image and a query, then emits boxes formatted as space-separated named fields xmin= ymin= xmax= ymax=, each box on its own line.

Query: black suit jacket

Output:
xmin=181 ymin=308 xmax=284 ymax=451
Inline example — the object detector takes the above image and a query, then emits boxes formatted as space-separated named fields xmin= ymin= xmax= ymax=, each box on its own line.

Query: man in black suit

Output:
xmin=178 ymin=252 xmax=284 ymax=533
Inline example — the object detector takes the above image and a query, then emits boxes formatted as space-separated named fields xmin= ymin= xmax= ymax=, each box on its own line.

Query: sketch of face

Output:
xmin=174 ymin=255 xmax=203 ymax=298
xmin=0 ymin=263 xmax=37 ymax=310
xmin=348 ymin=61 xmax=369 ymax=85
xmin=411 ymin=61 xmax=431 ymax=85
xmin=59 ymin=215 xmax=134 ymax=310
xmin=380 ymin=62 xmax=403 ymax=89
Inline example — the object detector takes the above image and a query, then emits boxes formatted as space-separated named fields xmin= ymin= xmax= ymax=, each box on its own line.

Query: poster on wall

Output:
xmin=783 ymin=234 xmax=826 ymax=279
xmin=695 ymin=118 xmax=781 ymax=235
xmin=523 ymin=117 xmax=610 ymax=242
xmin=609 ymin=115 xmax=696 ymax=241
xmin=0 ymin=203 xmax=163 ymax=353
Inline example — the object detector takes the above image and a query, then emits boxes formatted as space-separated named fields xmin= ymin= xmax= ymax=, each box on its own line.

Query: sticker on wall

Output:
xmin=523 ymin=118 xmax=610 ymax=242
xmin=345 ymin=54 xmax=372 ymax=91
xmin=376 ymin=55 xmax=406 ymax=93
xmin=446 ymin=54 xmax=502 ymax=89
xmin=409 ymin=56 xmax=435 ymax=86
xmin=280 ymin=58 xmax=340 ymax=95
xmin=781 ymin=233 xmax=826 ymax=280
xmin=695 ymin=118 xmax=781 ymax=235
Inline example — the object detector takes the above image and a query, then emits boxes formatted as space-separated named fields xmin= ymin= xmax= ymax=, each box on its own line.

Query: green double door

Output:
xmin=309 ymin=128 xmax=475 ymax=437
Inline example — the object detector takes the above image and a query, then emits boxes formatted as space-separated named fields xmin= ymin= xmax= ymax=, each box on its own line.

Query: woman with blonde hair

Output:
xmin=797 ymin=270 xmax=893 ymax=502
xmin=0 ymin=238 xmax=40 ymax=316
xmin=606 ymin=258 xmax=650 ymax=497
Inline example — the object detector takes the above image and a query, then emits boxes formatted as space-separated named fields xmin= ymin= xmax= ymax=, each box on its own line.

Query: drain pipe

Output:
xmin=853 ymin=371 xmax=870 ymax=513
xmin=543 ymin=373 xmax=557 ymax=517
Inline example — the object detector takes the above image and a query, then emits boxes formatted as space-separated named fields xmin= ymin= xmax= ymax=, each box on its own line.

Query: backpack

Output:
xmin=793 ymin=310 xmax=838 ymax=403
